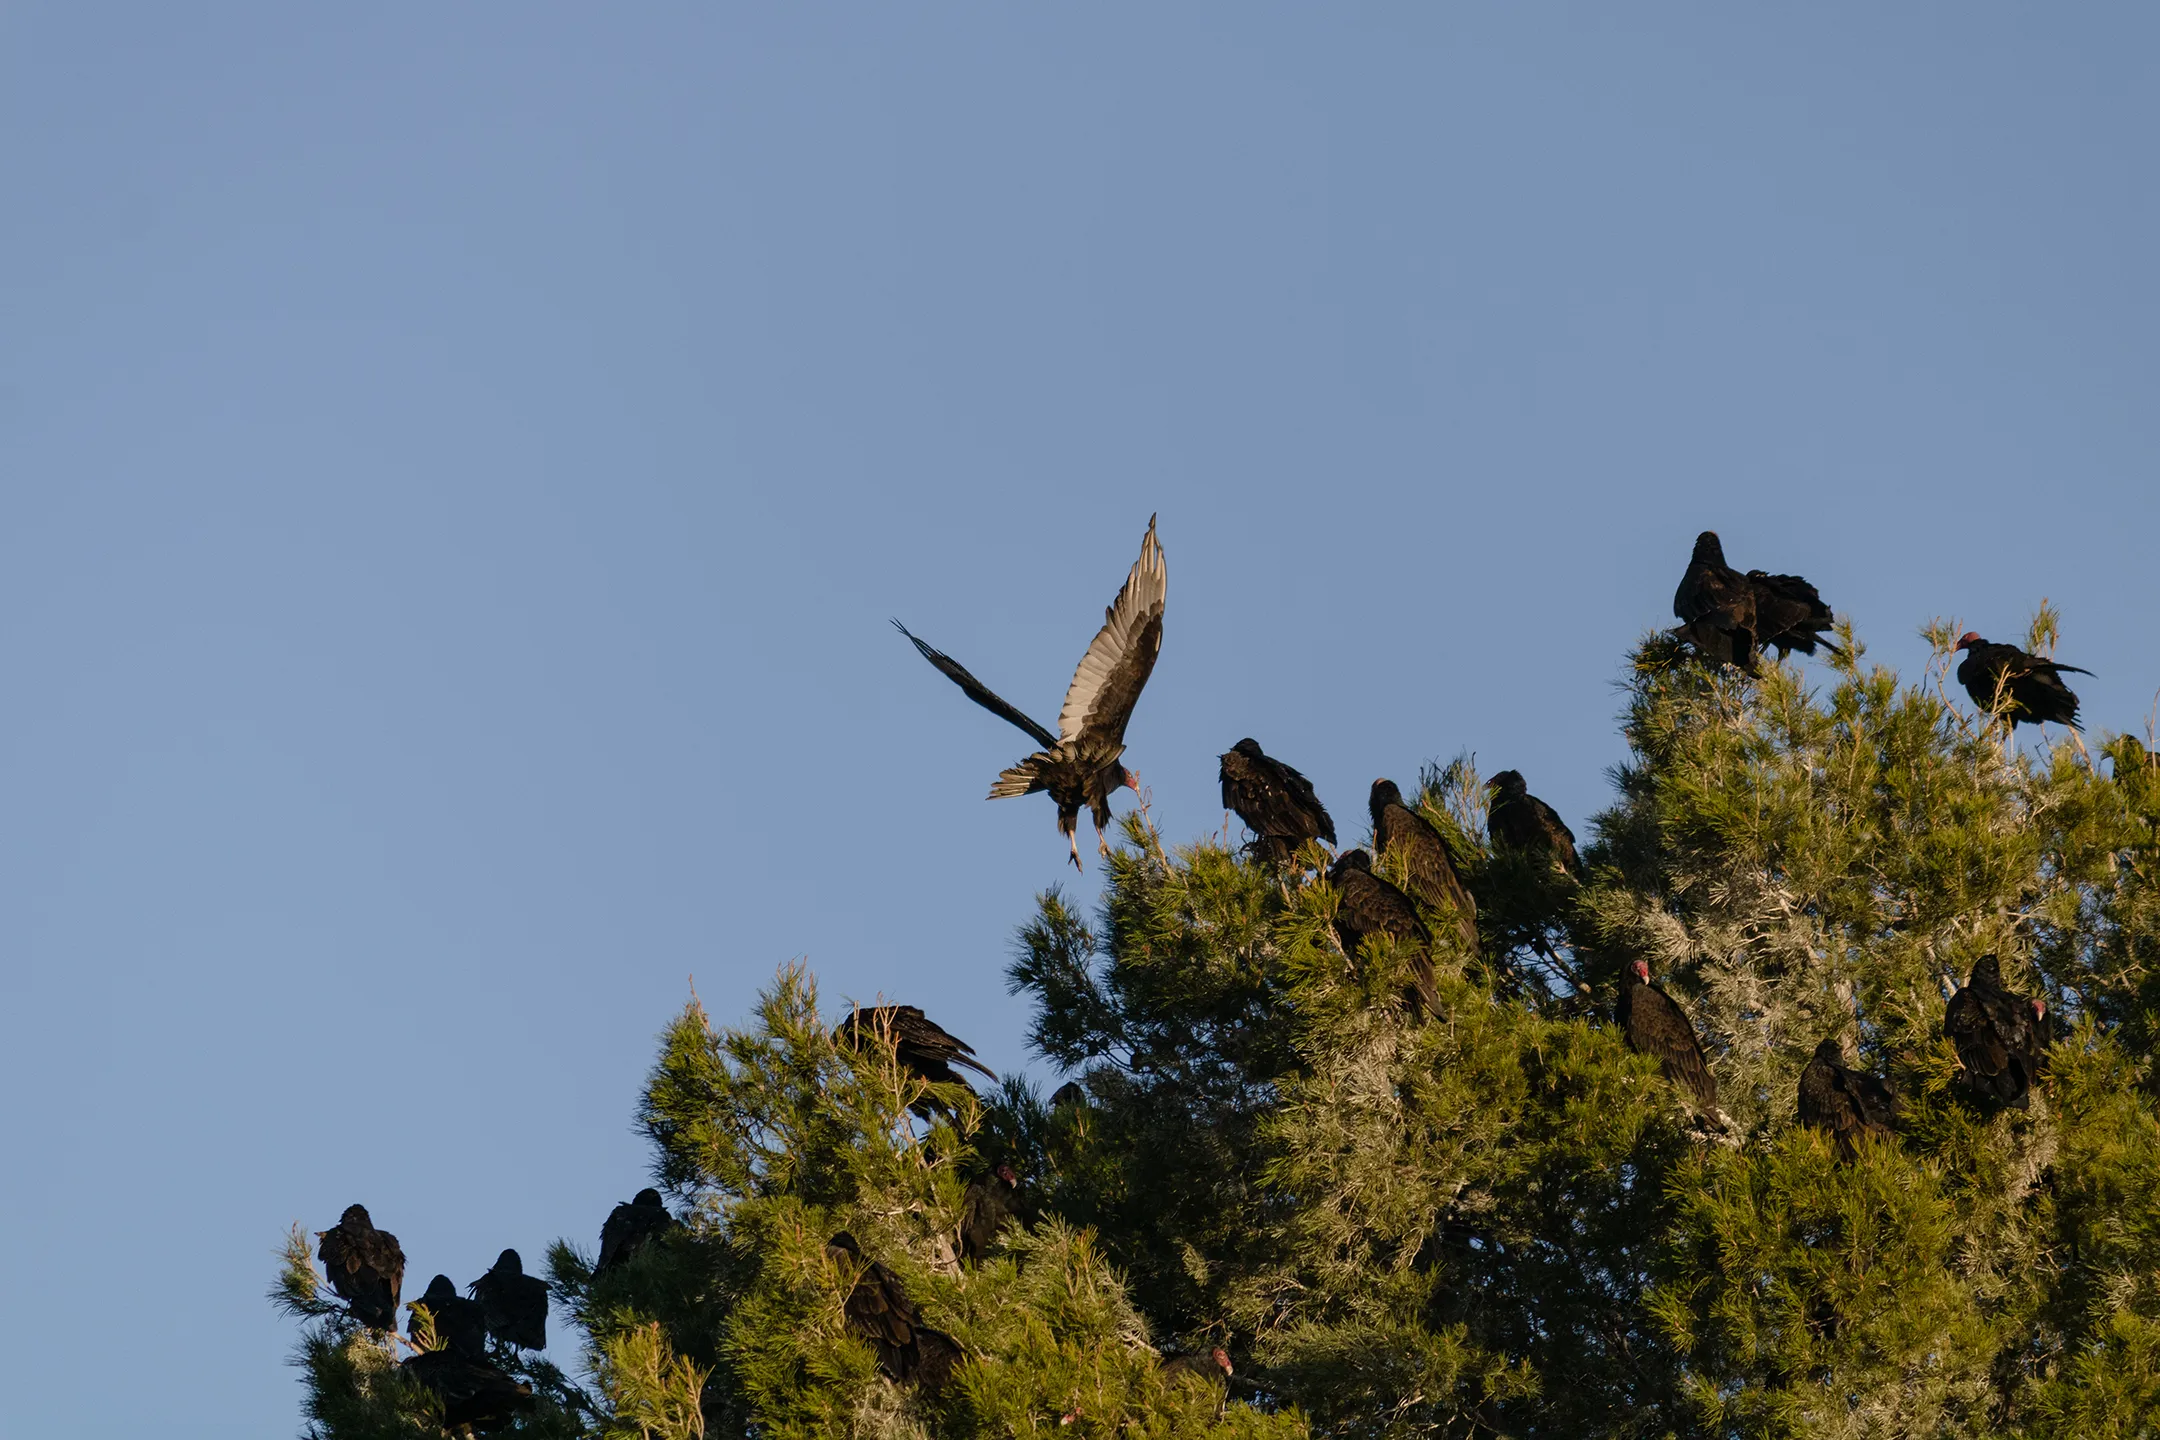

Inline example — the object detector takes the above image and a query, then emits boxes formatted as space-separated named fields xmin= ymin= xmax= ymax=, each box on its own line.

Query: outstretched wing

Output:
xmin=1057 ymin=516 xmax=1167 ymax=746
xmin=893 ymin=620 xmax=1058 ymax=750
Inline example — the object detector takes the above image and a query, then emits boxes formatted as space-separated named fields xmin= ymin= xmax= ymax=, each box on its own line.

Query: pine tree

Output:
xmin=277 ymin=609 xmax=2160 ymax=1438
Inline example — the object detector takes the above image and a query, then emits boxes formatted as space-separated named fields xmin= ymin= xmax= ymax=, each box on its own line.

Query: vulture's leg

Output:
xmin=1068 ymin=830 xmax=1083 ymax=871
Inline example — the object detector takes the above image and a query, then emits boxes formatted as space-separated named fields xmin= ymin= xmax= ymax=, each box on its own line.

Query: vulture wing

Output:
xmin=893 ymin=620 xmax=1058 ymax=750
xmin=1056 ymin=516 xmax=1167 ymax=747
xmin=1222 ymin=747 xmax=1337 ymax=850
xmin=1619 ymin=980 xmax=1718 ymax=1110
xmin=1372 ymin=796 xmax=1479 ymax=957
xmin=1746 ymin=571 xmax=1841 ymax=656
xmin=1945 ymin=985 xmax=2029 ymax=1105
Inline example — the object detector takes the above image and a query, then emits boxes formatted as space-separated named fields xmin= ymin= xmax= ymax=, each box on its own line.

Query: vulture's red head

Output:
xmin=2032 ymin=997 xmax=2047 ymax=1022
xmin=996 ymin=1163 xmax=1019 ymax=1185
xmin=1631 ymin=959 xmax=1651 ymax=983
xmin=1211 ymin=1346 xmax=1233 ymax=1376
xmin=1955 ymin=632 xmax=1983 ymax=651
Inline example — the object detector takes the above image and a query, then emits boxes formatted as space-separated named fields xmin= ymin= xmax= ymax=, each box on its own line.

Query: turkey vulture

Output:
xmin=1485 ymin=771 xmax=1578 ymax=874
xmin=1954 ymin=634 xmax=2090 ymax=728
xmin=1944 ymin=955 xmax=2050 ymax=1108
xmin=595 ymin=1189 xmax=679 ymax=1277
xmin=835 ymin=1005 xmax=996 ymax=1113
xmin=1049 ymin=1080 xmax=1088 ymax=1110
xmin=958 ymin=1164 xmax=1025 ymax=1263
xmin=1617 ymin=959 xmax=1718 ymax=1111
xmin=1161 ymin=1346 xmax=1233 ymax=1387
xmin=1369 ymin=780 xmax=1478 ymax=955
xmin=828 ymin=1231 xmax=962 ymax=1390
xmin=403 ymin=1347 xmax=536 ymax=1431
xmin=894 ymin=516 xmax=1166 ymax=870
xmin=411 ymin=1274 xmax=490 ymax=1359
xmin=1672 ymin=531 xmax=1839 ymax=668
xmin=470 ymin=1248 xmax=548 ymax=1351
xmin=1220 ymin=739 xmax=1335 ymax=863
xmin=316 ymin=1204 xmax=404 ymax=1330
xmin=1327 ymin=849 xmax=1437 ymax=1015
xmin=1796 ymin=1038 xmax=1898 ymax=1161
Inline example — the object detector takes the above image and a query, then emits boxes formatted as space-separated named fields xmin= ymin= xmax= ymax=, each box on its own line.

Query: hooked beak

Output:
xmin=1123 ymin=771 xmax=1141 ymax=793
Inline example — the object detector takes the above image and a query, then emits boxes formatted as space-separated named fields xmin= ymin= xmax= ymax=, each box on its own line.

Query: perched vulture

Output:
xmin=1485 ymin=770 xmax=1578 ymax=875
xmin=835 ymin=1005 xmax=996 ymax=1112
xmin=470 ymin=1248 xmax=548 ymax=1352
xmin=1219 ymin=739 xmax=1335 ymax=863
xmin=1327 ymin=849 xmax=1437 ymax=1015
xmin=894 ymin=516 xmax=1166 ymax=870
xmin=1369 ymin=779 xmax=1478 ymax=956
xmin=1048 ymin=1080 xmax=1088 ymax=1111
xmin=1944 ymin=955 xmax=2050 ymax=1108
xmin=595 ymin=1189 xmax=679 ymax=1277
xmin=403 ymin=1347 xmax=535 ymax=1431
xmin=411 ymin=1274 xmax=490 ymax=1359
xmin=1672 ymin=531 xmax=1839 ymax=668
xmin=316 ymin=1204 xmax=405 ymax=1330
xmin=1161 ymin=1346 xmax=1234 ymax=1388
xmin=1617 ymin=959 xmax=1718 ymax=1112
xmin=1796 ymin=1038 xmax=1899 ymax=1161
xmin=828 ymin=1231 xmax=962 ymax=1390
xmin=1954 ymin=634 xmax=2090 ymax=728
xmin=958 ymin=1164 xmax=1025 ymax=1263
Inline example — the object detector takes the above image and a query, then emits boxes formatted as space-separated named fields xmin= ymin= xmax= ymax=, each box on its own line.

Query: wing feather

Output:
xmin=1057 ymin=516 xmax=1167 ymax=745
xmin=893 ymin=620 xmax=1059 ymax=750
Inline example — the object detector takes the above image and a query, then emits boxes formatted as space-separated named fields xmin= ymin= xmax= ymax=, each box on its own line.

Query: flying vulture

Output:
xmin=1954 ymin=634 xmax=2090 ymax=729
xmin=1796 ymin=1038 xmax=1898 ymax=1161
xmin=894 ymin=516 xmax=1166 ymax=870
xmin=1672 ymin=531 xmax=1839 ymax=668
xmin=403 ymin=1347 xmax=536 ymax=1431
xmin=1617 ymin=960 xmax=1718 ymax=1112
xmin=828 ymin=1231 xmax=962 ymax=1391
xmin=958 ymin=1164 xmax=1025 ymax=1263
xmin=1485 ymin=770 xmax=1578 ymax=875
xmin=595 ymin=1189 xmax=679 ymax=1277
xmin=1366 ymin=779 xmax=1479 ymax=955
xmin=1944 ymin=955 xmax=2050 ymax=1108
xmin=316 ymin=1204 xmax=405 ymax=1330
xmin=411 ymin=1274 xmax=490 ymax=1359
xmin=1327 ymin=849 xmax=1438 ymax=1015
xmin=1219 ymin=739 xmax=1335 ymax=863
xmin=470 ymin=1248 xmax=548 ymax=1352
xmin=836 ymin=1005 xmax=996 ymax=1113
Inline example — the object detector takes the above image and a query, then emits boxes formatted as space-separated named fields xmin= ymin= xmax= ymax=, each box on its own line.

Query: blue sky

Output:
xmin=2 ymin=7 xmax=2155 ymax=1433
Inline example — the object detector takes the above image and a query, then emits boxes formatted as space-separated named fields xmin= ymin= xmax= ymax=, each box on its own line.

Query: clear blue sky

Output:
xmin=3 ymin=7 xmax=2155 ymax=1432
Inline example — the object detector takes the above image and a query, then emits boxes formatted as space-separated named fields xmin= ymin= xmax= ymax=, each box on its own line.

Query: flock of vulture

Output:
xmin=312 ymin=1189 xmax=678 ymax=1428
xmin=304 ymin=522 xmax=2093 ymax=1420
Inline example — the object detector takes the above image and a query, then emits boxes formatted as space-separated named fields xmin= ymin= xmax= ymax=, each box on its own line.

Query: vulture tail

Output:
xmin=989 ymin=754 xmax=1053 ymax=800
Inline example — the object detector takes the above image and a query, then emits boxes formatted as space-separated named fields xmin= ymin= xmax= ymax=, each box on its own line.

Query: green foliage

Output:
xmin=277 ymin=617 xmax=2160 ymax=1438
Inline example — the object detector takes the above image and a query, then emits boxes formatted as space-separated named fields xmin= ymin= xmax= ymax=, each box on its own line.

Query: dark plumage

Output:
xmin=836 ymin=1005 xmax=996 ymax=1113
xmin=959 ymin=1164 xmax=1026 ymax=1263
xmin=403 ymin=1347 xmax=535 ymax=1431
xmin=828 ymin=1231 xmax=962 ymax=1391
xmin=1328 ymin=849 xmax=1437 ymax=1015
xmin=1161 ymin=1345 xmax=1233 ymax=1387
xmin=411 ymin=1273 xmax=490 ymax=1359
xmin=1796 ymin=1038 xmax=1899 ymax=1161
xmin=316 ymin=1204 xmax=405 ymax=1331
xmin=470 ymin=1248 xmax=548 ymax=1352
xmin=1369 ymin=779 xmax=1478 ymax=956
xmin=1617 ymin=959 xmax=1718 ymax=1111
xmin=1219 ymin=739 xmax=1335 ymax=863
xmin=595 ymin=1189 xmax=678 ymax=1277
xmin=1954 ymin=634 xmax=2090 ymax=729
xmin=1485 ymin=770 xmax=1578 ymax=874
xmin=1049 ymin=1080 xmax=1088 ymax=1110
xmin=1672 ymin=531 xmax=1840 ymax=668
xmin=895 ymin=516 xmax=1166 ymax=870
xmin=1944 ymin=955 xmax=2050 ymax=1109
